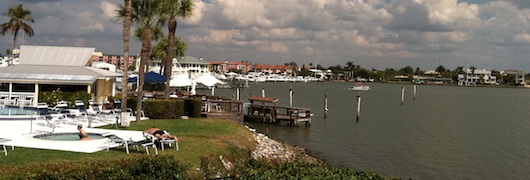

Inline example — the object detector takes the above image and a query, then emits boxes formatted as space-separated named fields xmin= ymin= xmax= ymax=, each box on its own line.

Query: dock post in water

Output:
xmin=289 ymin=88 xmax=293 ymax=107
xmin=236 ymin=88 xmax=240 ymax=101
xmin=324 ymin=94 xmax=329 ymax=118
xmin=262 ymin=88 xmax=265 ymax=97
xmin=401 ymin=87 xmax=405 ymax=105
xmin=356 ymin=93 xmax=361 ymax=122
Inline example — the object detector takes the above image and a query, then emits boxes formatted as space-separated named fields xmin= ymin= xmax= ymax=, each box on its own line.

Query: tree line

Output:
xmin=283 ymin=61 xmax=525 ymax=85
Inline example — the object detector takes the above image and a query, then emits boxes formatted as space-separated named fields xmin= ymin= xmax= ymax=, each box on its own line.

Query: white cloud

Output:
xmin=4 ymin=0 xmax=530 ymax=72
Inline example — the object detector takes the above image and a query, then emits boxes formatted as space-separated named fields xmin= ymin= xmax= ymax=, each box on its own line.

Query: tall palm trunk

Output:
xmin=121 ymin=0 xmax=132 ymax=115
xmin=164 ymin=17 xmax=177 ymax=100
xmin=136 ymin=28 xmax=152 ymax=122
xmin=11 ymin=31 xmax=17 ymax=62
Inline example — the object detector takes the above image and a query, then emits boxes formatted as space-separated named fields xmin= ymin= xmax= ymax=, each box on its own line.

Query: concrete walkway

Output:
xmin=0 ymin=118 xmax=148 ymax=153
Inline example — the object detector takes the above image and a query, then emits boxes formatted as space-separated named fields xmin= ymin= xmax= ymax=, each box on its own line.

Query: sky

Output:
xmin=2 ymin=0 xmax=530 ymax=72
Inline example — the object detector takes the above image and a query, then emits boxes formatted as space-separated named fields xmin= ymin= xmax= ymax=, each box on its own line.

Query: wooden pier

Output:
xmin=196 ymin=95 xmax=246 ymax=123
xmin=195 ymin=94 xmax=313 ymax=126
xmin=246 ymin=96 xmax=312 ymax=126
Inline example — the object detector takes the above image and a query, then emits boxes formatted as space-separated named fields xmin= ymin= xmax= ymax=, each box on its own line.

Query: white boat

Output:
xmin=349 ymin=82 xmax=370 ymax=91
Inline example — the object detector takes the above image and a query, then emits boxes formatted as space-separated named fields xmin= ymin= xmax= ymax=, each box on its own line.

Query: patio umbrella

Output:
xmin=169 ymin=73 xmax=192 ymax=87
xmin=193 ymin=73 xmax=226 ymax=87
xmin=127 ymin=71 xmax=166 ymax=84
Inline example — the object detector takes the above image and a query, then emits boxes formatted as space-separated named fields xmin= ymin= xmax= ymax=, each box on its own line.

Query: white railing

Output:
xmin=0 ymin=92 xmax=36 ymax=106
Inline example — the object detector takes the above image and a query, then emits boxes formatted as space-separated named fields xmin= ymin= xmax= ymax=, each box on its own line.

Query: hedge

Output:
xmin=110 ymin=96 xmax=201 ymax=119
xmin=0 ymin=155 xmax=188 ymax=179
xmin=184 ymin=98 xmax=202 ymax=118
xmin=143 ymin=99 xmax=184 ymax=119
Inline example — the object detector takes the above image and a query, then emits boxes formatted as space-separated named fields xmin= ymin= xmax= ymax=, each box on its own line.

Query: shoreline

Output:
xmin=245 ymin=125 xmax=323 ymax=164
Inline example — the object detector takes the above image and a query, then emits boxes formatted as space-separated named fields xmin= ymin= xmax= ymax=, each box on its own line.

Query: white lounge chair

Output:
xmin=17 ymin=95 xmax=34 ymax=106
xmin=36 ymin=103 xmax=68 ymax=127
xmin=6 ymin=95 xmax=17 ymax=105
xmin=103 ymin=133 xmax=158 ymax=155
xmin=113 ymin=99 xmax=134 ymax=116
xmin=0 ymin=95 xmax=7 ymax=105
xmin=144 ymin=131 xmax=179 ymax=151
xmin=0 ymin=138 xmax=12 ymax=156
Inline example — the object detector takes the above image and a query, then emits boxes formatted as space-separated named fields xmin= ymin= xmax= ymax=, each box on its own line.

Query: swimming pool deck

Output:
xmin=0 ymin=118 xmax=148 ymax=153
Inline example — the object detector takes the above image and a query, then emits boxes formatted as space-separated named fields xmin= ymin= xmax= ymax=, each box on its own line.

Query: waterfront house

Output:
xmin=457 ymin=68 xmax=497 ymax=86
xmin=500 ymin=69 xmax=525 ymax=86
xmin=0 ymin=45 xmax=122 ymax=106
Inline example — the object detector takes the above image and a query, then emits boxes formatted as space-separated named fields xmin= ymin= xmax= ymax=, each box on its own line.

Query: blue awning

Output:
xmin=128 ymin=71 xmax=166 ymax=83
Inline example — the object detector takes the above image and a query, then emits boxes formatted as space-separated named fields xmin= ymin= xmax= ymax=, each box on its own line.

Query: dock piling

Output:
xmin=236 ymin=88 xmax=240 ymax=101
xmin=324 ymin=94 xmax=328 ymax=118
xmin=356 ymin=93 xmax=361 ymax=121
xmin=262 ymin=88 xmax=265 ymax=97
xmin=289 ymin=88 xmax=293 ymax=107
xmin=401 ymin=87 xmax=405 ymax=105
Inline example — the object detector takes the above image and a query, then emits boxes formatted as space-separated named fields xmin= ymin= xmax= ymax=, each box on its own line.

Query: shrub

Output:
xmin=231 ymin=160 xmax=388 ymax=179
xmin=143 ymin=99 xmax=184 ymax=119
xmin=0 ymin=155 xmax=187 ymax=179
xmin=184 ymin=98 xmax=202 ymax=117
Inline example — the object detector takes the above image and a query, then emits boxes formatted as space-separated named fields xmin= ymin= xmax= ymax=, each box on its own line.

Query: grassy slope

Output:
xmin=0 ymin=118 xmax=256 ymax=177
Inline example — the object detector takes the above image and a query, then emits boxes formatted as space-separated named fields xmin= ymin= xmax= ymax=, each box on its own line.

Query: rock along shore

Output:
xmin=245 ymin=125 xmax=320 ymax=164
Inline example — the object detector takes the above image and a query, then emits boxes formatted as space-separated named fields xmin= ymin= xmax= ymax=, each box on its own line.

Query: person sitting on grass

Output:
xmin=143 ymin=127 xmax=178 ymax=142
xmin=77 ymin=124 xmax=91 ymax=141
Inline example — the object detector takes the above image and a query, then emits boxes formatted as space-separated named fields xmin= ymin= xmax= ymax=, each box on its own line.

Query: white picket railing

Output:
xmin=0 ymin=92 xmax=36 ymax=106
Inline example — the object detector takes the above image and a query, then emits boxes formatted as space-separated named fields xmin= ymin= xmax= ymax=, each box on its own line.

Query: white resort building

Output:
xmin=0 ymin=45 xmax=122 ymax=106
xmin=147 ymin=56 xmax=210 ymax=78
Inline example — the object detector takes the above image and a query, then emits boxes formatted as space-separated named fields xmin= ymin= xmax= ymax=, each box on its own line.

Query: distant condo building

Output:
xmin=253 ymin=64 xmax=296 ymax=75
xmin=91 ymin=52 xmax=137 ymax=71
xmin=210 ymin=61 xmax=252 ymax=74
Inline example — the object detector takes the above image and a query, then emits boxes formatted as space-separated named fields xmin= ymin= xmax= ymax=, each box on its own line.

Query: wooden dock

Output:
xmin=246 ymin=96 xmax=312 ymax=126
xmin=194 ymin=95 xmax=313 ymax=126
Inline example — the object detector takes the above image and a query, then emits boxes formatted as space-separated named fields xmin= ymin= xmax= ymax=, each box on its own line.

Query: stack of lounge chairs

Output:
xmin=36 ymin=102 xmax=68 ymax=128
xmin=113 ymin=99 xmax=133 ymax=116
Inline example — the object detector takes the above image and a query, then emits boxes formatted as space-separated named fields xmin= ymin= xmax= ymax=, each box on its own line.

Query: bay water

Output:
xmin=198 ymin=82 xmax=530 ymax=179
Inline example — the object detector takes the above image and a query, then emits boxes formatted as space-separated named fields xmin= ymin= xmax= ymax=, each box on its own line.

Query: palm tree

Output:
xmin=151 ymin=36 xmax=187 ymax=75
xmin=0 ymin=4 xmax=34 ymax=62
xmin=120 ymin=0 xmax=132 ymax=117
xmin=134 ymin=25 xmax=163 ymax=72
xmin=118 ymin=0 xmax=163 ymax=122
xmin=152 ymin=36 xmax=188 ymax=64
xmin=160 ymin=0 xmax=194 ymax=99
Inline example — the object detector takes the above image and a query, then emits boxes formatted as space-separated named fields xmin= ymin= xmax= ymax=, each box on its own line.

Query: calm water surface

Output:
xmin=198 ymin=82 xmax=530 ymax=179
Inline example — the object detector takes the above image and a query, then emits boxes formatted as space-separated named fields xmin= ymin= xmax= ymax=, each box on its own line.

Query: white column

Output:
xmin=8 ymin=82 xmax=13 ymax=99
xmin=34 ymin=83 xmax=39 ymax=106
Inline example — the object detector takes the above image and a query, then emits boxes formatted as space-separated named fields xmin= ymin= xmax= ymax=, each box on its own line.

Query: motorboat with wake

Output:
xmin=349 ymin=82 xmax=370 ymax=91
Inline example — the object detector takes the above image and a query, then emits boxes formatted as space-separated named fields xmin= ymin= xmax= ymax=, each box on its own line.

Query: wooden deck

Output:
xmin=195 ymin=95 xmax=313 ymax=126
xmin=248 ymin=103 xmax=312 ymax=126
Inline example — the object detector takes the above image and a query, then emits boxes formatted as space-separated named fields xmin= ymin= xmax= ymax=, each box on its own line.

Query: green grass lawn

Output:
xmin=0 ymin=118 xmax=256 ymax=177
